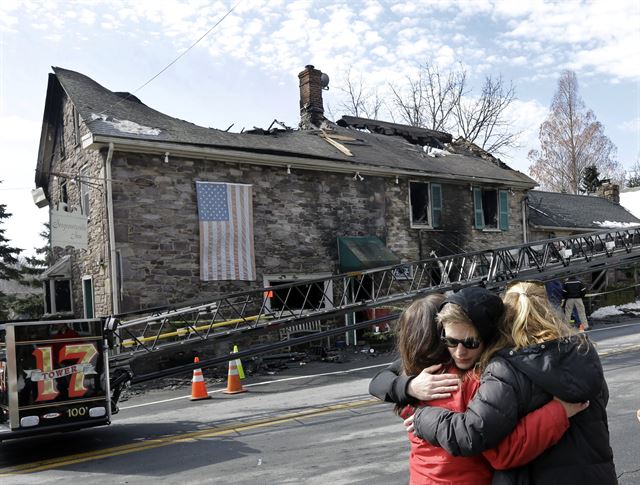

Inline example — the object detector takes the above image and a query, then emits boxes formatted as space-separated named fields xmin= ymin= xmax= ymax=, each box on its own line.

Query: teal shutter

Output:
xmin=431 ymin=183 xmax=442 ymax=228
xmin=499 ymin=190 xmax=509 ymax=231
xmin=473 ymin=188 xmax=485 ymax=229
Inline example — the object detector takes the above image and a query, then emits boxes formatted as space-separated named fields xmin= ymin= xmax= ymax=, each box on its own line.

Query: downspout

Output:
xmin=104 ymin=142 xmax=120 ymax=314
xmin=522 ymin=193 xmax=528 ymax=244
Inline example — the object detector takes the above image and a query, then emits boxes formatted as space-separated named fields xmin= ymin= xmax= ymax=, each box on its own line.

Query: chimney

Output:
xmin=298 ymin=65 xmax=325 ymax=129
xmin=597 ymin=182 xmax=620 ymax=204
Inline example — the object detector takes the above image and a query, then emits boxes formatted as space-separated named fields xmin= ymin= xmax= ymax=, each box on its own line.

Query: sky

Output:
xmin=0 ymin=0 xmax=639 ymax=258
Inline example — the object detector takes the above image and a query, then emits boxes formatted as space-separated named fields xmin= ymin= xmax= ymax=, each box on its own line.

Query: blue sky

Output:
xmin=1 ymin=0 xmax=639 ymax=257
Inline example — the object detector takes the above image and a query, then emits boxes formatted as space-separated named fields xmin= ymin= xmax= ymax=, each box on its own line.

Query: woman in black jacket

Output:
xmin=410 ymin=280 xmax=617 ymax=485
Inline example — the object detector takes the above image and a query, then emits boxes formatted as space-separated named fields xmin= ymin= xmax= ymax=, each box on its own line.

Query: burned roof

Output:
xmin=336 ymin=115 xmax=452 ymax=147
xmin=528 ymin=190 xmax=640 ymax=230
xmin=38 ymin=67 xmax=536 ymax=188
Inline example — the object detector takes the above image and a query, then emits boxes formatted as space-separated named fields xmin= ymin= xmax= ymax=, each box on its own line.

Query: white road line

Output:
xmin=120 ymin=362 xmax=390 ymax=410
xmin=587 ymin=322 xmax=640 ymax=333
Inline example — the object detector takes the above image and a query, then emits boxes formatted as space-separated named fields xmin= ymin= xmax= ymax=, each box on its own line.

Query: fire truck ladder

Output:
xmin=106 ymin=226 xmax=640 ymax=386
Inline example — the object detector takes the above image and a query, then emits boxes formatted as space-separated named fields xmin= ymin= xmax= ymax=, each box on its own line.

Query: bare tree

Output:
xmin=335 ymin=67 xmax=384 ymax=120
xmin=388 ymin=62 xmax=465 ymax=132
xmin=454 ymin=75 xmax=520 ymax=154
xmin=528 ymin=70 xmax=619 ymax=194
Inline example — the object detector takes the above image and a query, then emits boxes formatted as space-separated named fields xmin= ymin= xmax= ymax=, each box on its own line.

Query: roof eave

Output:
xmin=82 ymin=133 xmax=536 ymax=188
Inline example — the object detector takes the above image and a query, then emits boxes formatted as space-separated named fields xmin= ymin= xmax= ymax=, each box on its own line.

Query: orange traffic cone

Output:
xmin=578 ymin=323 xmax=585 ymax=332
xmin=190 ymin=357 xmax=211 ymax=401
xmin=223 ymin=358 xmax=247 ymax=395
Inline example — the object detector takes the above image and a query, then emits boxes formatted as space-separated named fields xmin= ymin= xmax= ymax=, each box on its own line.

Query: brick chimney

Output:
xmin=597 ymin=182 xmax=620 ymax=204
xmin=298 ymin=65 xmax=325 ymax=129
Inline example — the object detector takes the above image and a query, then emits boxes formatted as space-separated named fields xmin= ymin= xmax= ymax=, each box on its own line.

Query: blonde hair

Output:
xmin=436 ymin=301 xmax=473 ymax=328
xmin=479 ymin=281 xmax=581 ymax=370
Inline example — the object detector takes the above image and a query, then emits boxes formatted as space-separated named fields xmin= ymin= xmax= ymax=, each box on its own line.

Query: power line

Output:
xmin=91 ymin=1 xmax=241 ymax=120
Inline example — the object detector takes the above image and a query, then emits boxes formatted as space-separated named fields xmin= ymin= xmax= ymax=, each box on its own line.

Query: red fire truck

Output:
xmin=0 ymin=319 xmax=111 ymax=440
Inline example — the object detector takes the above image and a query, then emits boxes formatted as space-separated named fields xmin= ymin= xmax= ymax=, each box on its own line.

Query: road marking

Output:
xmin=598 ymin=343 xmax=640 ymax=357
xmin=121 ymin=362 xmax=390 ymax=410
xmin=0 ymin=398 xmax=379 ymax=476
xmin=587 ymin=322 xmax=640 ymax=333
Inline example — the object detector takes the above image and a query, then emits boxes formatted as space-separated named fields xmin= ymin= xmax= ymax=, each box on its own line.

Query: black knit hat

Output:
xmin=440 ymin=287 xmax=504 ymax=343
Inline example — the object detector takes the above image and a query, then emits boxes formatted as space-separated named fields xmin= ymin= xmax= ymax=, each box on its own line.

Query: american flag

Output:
xmin=196 ymin=181 xmax=256 ymax=281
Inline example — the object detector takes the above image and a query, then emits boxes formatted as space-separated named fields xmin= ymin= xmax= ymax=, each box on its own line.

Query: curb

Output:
xmin=597 ymin=343 xmax=640 ymax=357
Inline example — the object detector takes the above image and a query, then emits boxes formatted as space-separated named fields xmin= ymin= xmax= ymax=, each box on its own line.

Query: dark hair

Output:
xmin=397 ymin=293 xmax=449 ymax=376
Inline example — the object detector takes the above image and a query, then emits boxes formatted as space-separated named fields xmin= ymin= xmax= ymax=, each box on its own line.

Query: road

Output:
xmin=1 ymin=322 xmax=639 ymax=484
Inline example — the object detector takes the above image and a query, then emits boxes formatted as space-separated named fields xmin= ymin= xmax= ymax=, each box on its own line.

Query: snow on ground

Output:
xmin=590 ymin=299 xmax=640 ymax=319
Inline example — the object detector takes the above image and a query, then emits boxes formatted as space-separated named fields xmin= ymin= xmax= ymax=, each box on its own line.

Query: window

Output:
xmin=80 ymin=165 xmax=91 ymax=217
xmin=43 ymin=278 xmax=73 ymax=315
xmin=263 ymin=273 xmax=333 ymax=313
xmin=473 ymin=188 xmax=509 ymax=231
xmin=82 ymin=276 xmax=94 ymax=318
xmin=409 ymin=181 xmax=442 ymax=228
xmin=59 ymin=178 xmax=69 ymax=208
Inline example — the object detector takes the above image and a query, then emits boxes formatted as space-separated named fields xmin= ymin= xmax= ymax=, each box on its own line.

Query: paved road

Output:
xmin=1 ymin=322 xmax=639 ymax=484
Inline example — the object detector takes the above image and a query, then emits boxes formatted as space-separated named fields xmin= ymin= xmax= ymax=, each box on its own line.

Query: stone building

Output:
xmin=34 ymin=65 xmax=536 ymax=319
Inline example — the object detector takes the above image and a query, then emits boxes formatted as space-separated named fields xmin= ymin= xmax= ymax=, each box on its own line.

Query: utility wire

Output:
xmin=90 ymin=1 xmax=241 ymax=120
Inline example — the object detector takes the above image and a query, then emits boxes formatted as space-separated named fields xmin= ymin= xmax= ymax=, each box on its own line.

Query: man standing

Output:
xmin=563 ymin=276 xmax=589 ymax=330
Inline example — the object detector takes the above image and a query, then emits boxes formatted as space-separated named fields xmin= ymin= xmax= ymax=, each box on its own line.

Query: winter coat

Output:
xmin=369 ymin=358 xmax=418 ymax=406
xmin=412 ymin=336 xmax=616 ymax=485
xmin=563 ymin=279 xmax=586 ymax=299
xmin=403 ymin=364 xmax=569 ymax=485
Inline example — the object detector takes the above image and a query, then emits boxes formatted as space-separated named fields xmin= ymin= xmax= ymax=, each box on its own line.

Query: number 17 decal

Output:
xmin=31 ymin=343 xmax=98 ymax=402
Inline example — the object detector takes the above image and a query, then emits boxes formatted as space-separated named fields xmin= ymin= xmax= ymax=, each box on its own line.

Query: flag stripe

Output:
xmin=196 ymin=181 xmax=256 ymax=281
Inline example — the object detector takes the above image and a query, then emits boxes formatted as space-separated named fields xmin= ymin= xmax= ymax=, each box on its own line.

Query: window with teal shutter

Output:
xmin=499 ymin=190 xmax=509 ymax=231
xmin=473 ymin=188 xmax=485 ymax=229
xmin=431 ymin=183 xmax=442 ymax=228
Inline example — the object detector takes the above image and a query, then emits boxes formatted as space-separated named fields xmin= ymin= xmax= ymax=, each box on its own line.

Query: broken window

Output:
xmin=409 ymin=181 xmax=442 ymax=228
xmin=473 ymin=188 xmax=509 ymax=231
xmin=44 ymin=278 xmax=73 ymax=315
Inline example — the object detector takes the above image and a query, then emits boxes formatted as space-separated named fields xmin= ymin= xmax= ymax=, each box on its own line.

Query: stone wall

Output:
xmin=47 ymin=94 xmax=111 ymax=316
xmin=111 ymin=153 xmax=528 ymax=312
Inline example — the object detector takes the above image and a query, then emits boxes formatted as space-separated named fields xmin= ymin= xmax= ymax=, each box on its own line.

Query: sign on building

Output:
xmin=50 ymin=207 xmax=88 ymax=250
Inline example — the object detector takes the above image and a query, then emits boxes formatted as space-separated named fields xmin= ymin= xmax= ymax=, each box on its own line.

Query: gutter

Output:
xmin=81 ymin=133 xmax=536 ymax=190
xmin=104 ymin=142 xmax=119 ymax=314
xmin=529 ymin=224 xmax=629 ymax=233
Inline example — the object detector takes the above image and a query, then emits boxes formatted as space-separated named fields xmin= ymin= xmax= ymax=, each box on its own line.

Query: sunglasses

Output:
xmin=441 ymin=333 xmax=482 ymax=350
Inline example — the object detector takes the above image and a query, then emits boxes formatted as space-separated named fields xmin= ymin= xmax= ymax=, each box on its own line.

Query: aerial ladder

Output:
xmin=2 ymin=226 xmax=640 ymax=440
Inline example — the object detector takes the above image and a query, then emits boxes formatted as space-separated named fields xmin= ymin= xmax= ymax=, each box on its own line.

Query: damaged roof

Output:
xmin=528 ymin=190 xmax=640 ymax=230
xmin=38 ymin=67 xmax=536 ymax=188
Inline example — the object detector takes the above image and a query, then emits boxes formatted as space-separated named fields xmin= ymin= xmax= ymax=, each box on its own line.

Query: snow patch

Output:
xmin=424 ymin=146 xmax=448 ymax=157
xmin=592 ymin=220 xmax=639 ymax=228
xmin=91 ymin=113 xmax=161 ymax=136
xmin=590 ymin=298 xmax=640 ymax=318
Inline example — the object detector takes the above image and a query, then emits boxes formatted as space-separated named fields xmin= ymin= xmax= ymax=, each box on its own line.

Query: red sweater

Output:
xmin=404 ymin=365 xmax=569 ymax=485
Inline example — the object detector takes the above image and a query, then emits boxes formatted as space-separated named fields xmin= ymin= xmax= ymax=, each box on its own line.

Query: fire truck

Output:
xmin=2 ymin=226 xmax=640 ymax=440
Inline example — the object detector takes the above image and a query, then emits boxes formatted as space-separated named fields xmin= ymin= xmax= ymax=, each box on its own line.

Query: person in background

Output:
xmin=545 ymin=279 xmax=564 ymax=311
xmin=409 ymin=280 xmax=616 ymax=485
xmin=563 ymin=275 xmax=589 ymax=329
xmin=371 ymin=288 xmax=586 ymax=485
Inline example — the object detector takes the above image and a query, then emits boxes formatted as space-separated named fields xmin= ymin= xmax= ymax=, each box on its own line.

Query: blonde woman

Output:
xmin=410 ymin=281 xmax=616 ymax=485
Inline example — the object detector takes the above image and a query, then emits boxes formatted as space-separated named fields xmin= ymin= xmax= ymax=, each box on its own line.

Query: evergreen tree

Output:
xmin=1 ymin=182 xmax=24 ymax=319
xmin=580 ymin=165 xmax=602 ymax=193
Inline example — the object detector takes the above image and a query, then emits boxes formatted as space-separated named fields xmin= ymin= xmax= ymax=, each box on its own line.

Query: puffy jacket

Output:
xmin=563 ymin=279 xmax=586 ymax=299
xmin=412 ymin=336 xmax=616 ymax=485
xmin=369 ymin=359 xmax=418 ymax=406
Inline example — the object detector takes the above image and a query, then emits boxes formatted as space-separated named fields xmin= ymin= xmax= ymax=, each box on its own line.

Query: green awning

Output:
xmin=337 ymin=236 xmax=401 ymax=273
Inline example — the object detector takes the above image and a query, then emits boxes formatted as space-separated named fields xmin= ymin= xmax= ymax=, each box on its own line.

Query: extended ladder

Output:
xmin=109 ymin=227 xmax=640 ymax=361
